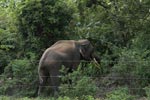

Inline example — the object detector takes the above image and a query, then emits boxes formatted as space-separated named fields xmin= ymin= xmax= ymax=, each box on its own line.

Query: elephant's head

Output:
xmin=77 ymin=39 xmax=96 ymax=61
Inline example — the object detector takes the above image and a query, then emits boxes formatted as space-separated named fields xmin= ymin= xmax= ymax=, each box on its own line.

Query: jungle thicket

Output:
xmin=0 ymin=0 xmax=150 ymax=99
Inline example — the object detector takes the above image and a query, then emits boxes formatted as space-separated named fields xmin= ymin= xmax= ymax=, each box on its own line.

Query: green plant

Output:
xmin=59 ymin=69 xmax=98 ymax=99
xmin=57 ymin=96 xmax=74 ymax=100
xmin=144 ymin=86 xmax=150 ymax=99
xmin=0 ymin=31 xmax=18 ymax=74
xmin=1 ymin=53 xmax=38 ymax=96
xmin=106 ymin=87 xmax=135 ymax=100
xmin=17 ymin=0 xmax=74 ymax=43
xmin=112 ymin=48 xmax=150 ymax=94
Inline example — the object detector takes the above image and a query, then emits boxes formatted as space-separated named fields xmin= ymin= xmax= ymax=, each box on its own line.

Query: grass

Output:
xmin=0 ymin=96 xmax=103 ymax=100
xmin=0 ymin=96 xmax=52 ymax=100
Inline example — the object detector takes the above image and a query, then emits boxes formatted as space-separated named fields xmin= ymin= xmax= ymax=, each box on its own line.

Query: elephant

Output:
xmin=37 ymin=39 xmax=100 ymax=96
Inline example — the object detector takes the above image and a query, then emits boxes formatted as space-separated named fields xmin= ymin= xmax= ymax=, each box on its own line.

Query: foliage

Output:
xmin=144 ymin=86 xmax=150 ymax=100
xmin=17 ymin=0 xmax=74 ymax=44
xmin=0 ymin=31 xmax=18 ymax=74
xmin=1 ymin=0 xmax=150 ymax=99
xmin=132 ymin=33 xmax=150 ymax=50
xmin=111 ymin=48 xmax=150 ymax=94
xmin=0 ymin=0 xmax=18 ymax=74
xmin=0 ymin=96 xmax=97 ymax=100
xmin=106 ymin=87 xmax=135 ymax=100
xmin=59 ymin=69 xmax=98 ymax=99
xmin=0 ymin=53 xmax=38 ymax=96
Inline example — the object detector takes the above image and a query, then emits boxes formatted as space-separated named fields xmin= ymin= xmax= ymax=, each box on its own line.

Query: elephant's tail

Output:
xmin=38 ymin=60 xmax=44 ymax=83
xmin=39 ymin=74 xmax=44 ymax=84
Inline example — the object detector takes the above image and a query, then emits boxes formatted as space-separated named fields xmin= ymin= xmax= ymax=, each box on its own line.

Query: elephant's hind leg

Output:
xmin=49 ymin=69 xmax=60 ymax=96
xmin=38 ymin=69 xmax=49 ymax=96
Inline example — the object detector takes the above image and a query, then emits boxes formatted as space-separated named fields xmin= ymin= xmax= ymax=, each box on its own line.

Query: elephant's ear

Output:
xmin=79 ymin=40 xmax=90 ymax=57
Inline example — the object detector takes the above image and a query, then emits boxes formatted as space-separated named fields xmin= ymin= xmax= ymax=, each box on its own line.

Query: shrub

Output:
xmin=1 ymin=52 xmax=38 ymax=96
xmin=144 ymin=86 xmax=150 ymax=100
xmin=106 ymin=87 xmax=135 ymax=100
xmin=112 ymin=48 xmax=150 ymax=95
xmin=0 ymin=31 xmax=18 ymax=74
xmin=17 ymin=0 xmax=74 ymax=42
xmin=59 ymin=68 xmax=98 ymax=99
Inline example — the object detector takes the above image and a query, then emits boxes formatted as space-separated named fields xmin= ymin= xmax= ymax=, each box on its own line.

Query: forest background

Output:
xmin=0 ymin=0 xmax=150 ymax=100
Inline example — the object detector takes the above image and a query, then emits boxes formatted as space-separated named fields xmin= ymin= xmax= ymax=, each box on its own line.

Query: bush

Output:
xmin=0 ymin=31 xmax=18 ymax=74
xmin=0 ymin=96 xmax=96 ymax=100
xmin=144 ymin=86 xmax=150 ymax=100
xmin=106 ymin=87 xmax=135 ymax=100
xmin=1 ymin=52 xmax=38 ymax=96
xmin=112 ymin=48 xmax=150 ymax=95
xmin=59 ymin=68 xmax=98 ymax=99
xmin=17 ymin=0 xmax=74 ymax=43
xmin=57 ymin=95 xmax=95 ymax=100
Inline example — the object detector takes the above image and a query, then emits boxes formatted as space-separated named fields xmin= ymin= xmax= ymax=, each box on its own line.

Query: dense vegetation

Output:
xmin=1 ymin=0 xmax=150 ymax=99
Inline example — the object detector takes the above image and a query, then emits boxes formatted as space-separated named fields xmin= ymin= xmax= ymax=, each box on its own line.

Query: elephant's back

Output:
xmin=49 ymin=40 xmax=77 ymax=53
xmin=38 ymin=40 xmax=79 ymax=68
